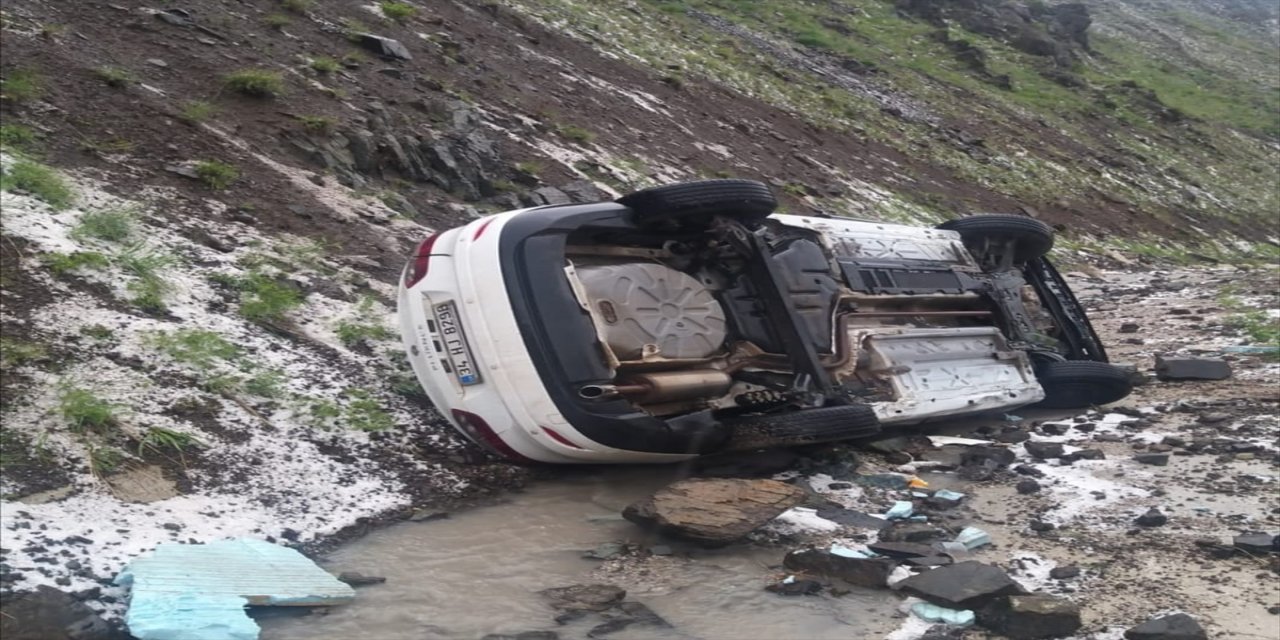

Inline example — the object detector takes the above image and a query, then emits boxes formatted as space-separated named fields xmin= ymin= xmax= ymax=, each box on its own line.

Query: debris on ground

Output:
xmin=1122 ymin=612 xmax=1209 ymax=640
xmin=897 ymin=561 xmax=1024 ymax=610
xmin=977 ymin=594 xmax=1082 ymax=639
xmin=621 ymin=478 xmax=805 ymax=545
xmin=113 ymin=539 xmax=354 ymax=640
xmin=1153 ymin=356 xmax=1233 ymax=381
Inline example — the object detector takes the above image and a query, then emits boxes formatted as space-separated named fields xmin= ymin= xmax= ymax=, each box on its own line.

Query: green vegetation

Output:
xmin=81 ymin=325 xmax=115 ymax=341
xmin=88 ymin=445 xmax=124 ymax=476
xmin=236 ymin=273 xmax=304 ymax=324
xmin=0 ymin=338 xmax=47 ymax=368
xmin=298 ymin=115 xmax=335 ymax=133
xmin=309 ymin=56 xmax=339 ymax=73
xmin=341 ymin=18 xmax=371 ymax=40
xmin=342 ymin=388 xmax=395 ymax=431
xmin=194 ymin=160 xmax=239 ymax=190
xmin=180 ymin=100 xmax=216 ymax=123
xmin=94 ymin=66 xmax=134 ymax=88
xmin=281 ymin=0 xmax=312 ymax=12
xmin=1219 ymin=293 xmax=1280 ymax=348
xmin=0 ymin=123 xmax=37 ymax=151
xmin=44 ymin=250 xmax=111 ymax=275
xmin=72 ymin=207 xmax=136 ymax=243
xmin=556 ymin=123 xmax=596 ymax=143
xmin=116 ymin=244 xmax=178 ymax=312
xmin=223 ymin=69 xmax=285 ymax=98
xmin=59 ymin=387 xmax=118 ymax=433
xmin=1 ymin=68 xmax=42 ymax=102
xmin=335 ymin=296 xmax=394 ymax=347
xmin=138 ymin=427 xmax=201 ymax=466
xmin=148 ymin=329 xmax=241 ymax=370
xmin=380 ymin=1 xmax=417 ymax=22
xmin=243 ymin=369 xmax=286 ymax=398
xmin=0 ymin=159 xmax=74 ymax=209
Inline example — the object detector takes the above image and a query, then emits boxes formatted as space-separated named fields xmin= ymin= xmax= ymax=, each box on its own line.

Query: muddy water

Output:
xmin=257 ymin=468 xmax=904 ymax=640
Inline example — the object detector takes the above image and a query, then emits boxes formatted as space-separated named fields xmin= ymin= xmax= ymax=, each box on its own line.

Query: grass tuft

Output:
xmin=59 ymin=387 xmax=118 ymax=433
xmin=281 ymin=0 xmax=312 ymax=12
xmin=224 ymin=68 xmax=285 ymax=98
xmin=148 ymin=329 xmax=240 ymax=370
xmin=556 ymin=123 xmax=596 ymax=144
xmin=0 ymin=159 xmax=75 ymax=209
xmin=298 ymin=115 xmax=335 ymax=133
xmin=1 ymin=68 xmax=42 ymax=102
xmin=335 ymin=296 xmax=395 ymax=347
xmin=0 ymin=123 xmax=38 ymax=151
xmin=94 ymin=66 xmax=134 ymax=88
xmin=44 ymin=251 xmax=110 ymax=275
xmin=180 ymin=100 xmax=216 ymax=123
xmin=264 ymin=13 xmax=291 ymax=28
xmin=380 ymin=1 xmax=417 ymax=22
xmin=72 ymin=207 xmax=136 ymax=243
xmin=309 ymin=56 xmax=339 ymax=74
xmin=237 ymin=274 xmax=304 ymax=325
xmin=0 ymin=338 xmax=47 ymax=368
xmin=195 ymin=160 xmax=239 ymax=190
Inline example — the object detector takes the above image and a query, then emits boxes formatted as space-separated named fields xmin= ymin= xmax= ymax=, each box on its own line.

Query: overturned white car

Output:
xmin=398 ymin=180 xmax=1130 ymax=463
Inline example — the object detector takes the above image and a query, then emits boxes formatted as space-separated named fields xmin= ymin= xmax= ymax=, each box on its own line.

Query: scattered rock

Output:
xmin=583 ymin=542 xmax=627 ymax=561
xmin=355 ymin=33 xmax=412 ymax=60
xmin=879 ymin=522 xmax=949 ymax=543
xmin=1133 ymin=453 xmax=1169 ymax=466
xmin=962 ymin=446 xmax=1017 ymax=468
xmin=1061 ymin=449 xmax=1105 ymax=463
xmin=782 ymin=549 xmax=898 ymax=588
xmin=1049 ymin=566 xmax=1080 ymax=580
xmin=866 ymin=541 xmax=936 ymax=558
xmin=538 ymin=584 xmax=626 ymax=612
xmin=1016 ymin=479 xmax=1042 ymax=494
xmin=1134 ymin=508 xmax=1168 ymax=527
xmin=898 ymin=561 xmax=1024 ymax=609
xmin=481 ymin=632 xmax=559 ymax=640
xmin=1123 ymin=612 xmax=1208 ymax=640
xmin=621 ymin=478 xmax=805 ymax=545
xmin=1119 ymin=322 xmax=1140 ymax=333
xmin=1196 ymin=412 xmax=1231 ymax=424
xmin=336 ymin=571 xmax=386 ymax=586
xmin=977 ymin=594 xmax=1082 ymax=639
xmin=1154 ymin=356 xmax=1232 ymax=381
xmin=1015 ymin=465 xmax=1045 ymax=478
xmin=765 ymin=578 xmax=823 ymax=596
xmin=814 ymin=506 xmax=891 ymax=530
xmin=1024 ymin=442 xmax=1065 ymax=459
xmin=1233 ymin=533 xmax=1279 ymax=555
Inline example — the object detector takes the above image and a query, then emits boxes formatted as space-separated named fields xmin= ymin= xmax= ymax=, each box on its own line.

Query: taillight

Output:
xmin=403 ymin=233 xmax=441 ymax=288
xmin=541 ymin=426 xmax=585 ymax=450
xmin=450 ymin=409 xmax=534 ymax=463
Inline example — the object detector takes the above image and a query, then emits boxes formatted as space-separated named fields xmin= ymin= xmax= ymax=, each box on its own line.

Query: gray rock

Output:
xmin=532 ymin=186 xmax=573 ymax=206
xmin=879 ymin=522 xmax=949 ymax=543
xmin=1123 ymin=613 xmax=1207 ymax=640
xmin=1233 ymin=533 xmax=1279 ymax=554
xmin=1061 ymin=448 xmax=1105 ymax=463
xmin=356 ymin=33 xmax=412 ymax=60
xmin=814 ymin=506 xmax=892 ymax=530
xmin=962 ymin=445 xmax=1017 ymax=467
xmin=1119 ymin=322 xmax=1140 ymax=333
xmin=337 ymin=571 xmax=386 ymax=586
xmin=866 ymin=541 xmax=936 ymax=558
xmin=978 ymin=595 xmax=1082 ymax=639
xmin=765 ymin=578 xmax=823 ymax=596
xmin=1024 ymin=442 xmax=1065 ymax=459
xmin=538 ymin=584 xmax=625 ymax=611
xmin=782 ymin=549 xmax=898 ymax=588
xmin=481 ymin=632 xmax=559 ymax=640
xmin=1134 ymin=508 xmax=1167 ymax=527
xmin=559 ymin=179 xmax=608 ymax=203
xmin=0 ymin=585 xmax=120 ymax=640
xmin=1154 ymin=356 xmax=1231 ymax=381
xmin=1049 ymin=565 xmax=1080 ymax=579
xmin=1016 ymin=478 xmax=1042 ymax=494
xmin=1133 ymin=453 xmax=1169 ymax=466
xmin=1197 ymin=412 xmax=1231 ymax=424
xmin=898 ymin=561 xmax=1024 ymax=609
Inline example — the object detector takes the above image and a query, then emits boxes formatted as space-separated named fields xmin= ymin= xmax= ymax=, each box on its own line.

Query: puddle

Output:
xmin=257 ymin=468 xmax=904 ymax=639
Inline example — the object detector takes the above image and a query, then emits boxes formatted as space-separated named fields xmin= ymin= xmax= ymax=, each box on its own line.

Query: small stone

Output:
xmin=1049 ymin=565 xmax=1080 ymax=580
xmin=765 ymin=578 xmax=823 ymax=596
xmin=1135 ymin=508 xmax=1168 ymax=527
xmin=1123 ymin=612 xmax=1208 ymax=640
xmin=1061 ymin=449 xmax=1105 ymax=463
xmin=146 ymin=58 xmax=168 ymax=68
xmin=583 ymin=542 xmax=626 ymax=561
xmin=782 ymin=549 xmax=898 ymax=588
xmin=1030 ymin=520 xmax=1055 ymax=532
xmin=1016 ymin=479 xmax=1041 ymax=494
xmin=1133 ymin=453 xmax=1169 ymax=466
xmin=1233 ymin=533 xmax=1279 ymax=555
xmin=1119 ymin=322 xmax=1140 ymax=333
xmin=1014 ymin=464 xmax=1045 ymax=477
xmin=1197 ymin=412 xmax=1231 ymax=424
xmin=1024 ymin=442 xmax=1065 ymax=459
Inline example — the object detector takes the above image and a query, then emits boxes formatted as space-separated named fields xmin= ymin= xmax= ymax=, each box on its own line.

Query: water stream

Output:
xmin=257 ymin=467 xmax=905 ymax=640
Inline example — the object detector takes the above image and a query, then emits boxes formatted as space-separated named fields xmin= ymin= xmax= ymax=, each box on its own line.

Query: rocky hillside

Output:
xmin=0 ymin=0 xmax=1276 ymax=623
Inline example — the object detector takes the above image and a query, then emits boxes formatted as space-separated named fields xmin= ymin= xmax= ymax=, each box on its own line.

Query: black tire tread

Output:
xmin=617 ymin=179 xmax=777 ymax=225
xmin=938 ymin=214 xmax=1055 ymax=263
xmin=722 ymin=404 xmax=881 ymax=451
xmin=1035 ymin=360 xmax=1132 ymax=409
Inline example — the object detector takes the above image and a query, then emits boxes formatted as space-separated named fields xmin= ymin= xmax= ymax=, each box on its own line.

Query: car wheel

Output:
xmin=938 ymin=214 xmax=1054 ymax=267
xmin=721 ymin=404 xmax=881 ymax=451
xmin=617 ymin=179 xmax=777 ymax=229
xmin=1034 ymin=360 xmax=1132 ymax=409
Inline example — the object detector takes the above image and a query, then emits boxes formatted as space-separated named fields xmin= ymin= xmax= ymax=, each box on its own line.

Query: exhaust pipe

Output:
xmin=580 ymin=370 xmax=733 ymax=403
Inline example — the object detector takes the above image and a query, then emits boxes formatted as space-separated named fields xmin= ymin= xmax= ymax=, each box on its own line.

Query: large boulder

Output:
xmin=898 ymin=561 xmax=1025 ymax=609
xmin=978 ymin=595 xmax=1082 ymax=639
xmin=1123 ymin=613 xmax=1208 ymax=640
xmin=622 ymin=478 xmax=805 ymax=545
xmin=782 ymin=549 xmax=899 ymax=588
xmin=1154 ymin=357 xmax=1232 ymax=381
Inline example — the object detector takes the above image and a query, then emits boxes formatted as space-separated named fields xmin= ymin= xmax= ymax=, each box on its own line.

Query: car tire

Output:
xmin=721 ymin=404 xmax=881 ymax=451
xmin=1034 ymin=360 xmax=1132 ymax=409
xmin=937 ymin=214 xmax=1054 ymax=265
xmin=617 ymin=179 xmax=777 ymax=228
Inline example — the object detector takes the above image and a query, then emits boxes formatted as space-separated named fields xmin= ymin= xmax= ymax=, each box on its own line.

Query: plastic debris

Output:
xmin=911 ymin=491 xmax=930 ymax=498
xmin=910 ymin=601 xmax=976 ymax=627
xmin=1222 ymin=345 xmax=1280 ymax=354
xmin=955 ymin=526 xmax=992 ymax=550
xmin=932 ymin=489 xmax=966 ymax=502
xmin=856 ymin=473 xmax=912 ymax=489
xmin=908 ymin=515 xmax=929 ymax=522
xmin=908 ymin=476 xmax=929 ymax=489
xmin=885 ymin=501 xmax=915 ymax=520
xmin=1003 ymin=414 xmax=1024 ymax=422
xmin=831 ymin=545 xmax=877 ymax=559
xmin=114 ymin=538 xmax=355 ymax=640
xmin=932 ymin=541 xmax=971 ymax=560
xmin=782 ymin=575 xmax=796 ymax=584
xmin=927 ymin=435 xmax=993 ymax=447
xmin=886 ymin=565 xmax=915 ymax=589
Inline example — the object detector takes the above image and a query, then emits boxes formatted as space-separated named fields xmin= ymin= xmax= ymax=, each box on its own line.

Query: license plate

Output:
xmin=433 ymin=301 xmax=482 ymax=386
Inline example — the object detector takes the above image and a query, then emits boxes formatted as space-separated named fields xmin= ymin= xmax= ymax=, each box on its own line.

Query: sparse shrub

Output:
xmin=310 ymin=56 xmax=339 ymax=73
xmin=81 ymin=325 xmax=115 ymax=341
xmin=244 ymin=369 xmax=286 ymax=398
xmin=0 ymin=123 xmax=37 ymax=150
xmin=59 ymin=387 xmax=118 ymax=432
xmin=238 ymin=274 xmax=304 ymax=324
xmin=1 ymin=69 xmax=42 ymax=102
xmin=116 ymin=245 xmax=178 ymax=312
xmin=335 ymin=296 xmax=394 ymax=346
xmin=138 ymin=427 xmax=201 ymax=466
xmin=341 ymin=18 xmax=370 ymax=40
xmin=195 ymin=160 xmax=239 ymax=190
xmin=557 ymin=123 xmax=595 ymax=144
xmin=380 ymin=1 xmax=417 ymax=22
xmin=79 ymin=136 xmax=134 ymax=154
xmin=298 ymin=115 xmax=335 ymax=132
xmin=0 ymin=159 xmax=74 ymax=209
xmin=341 ymin=51 xmax=367 ymax=67
xmin=73 ymin=208 xmax=136 ymax=243
xmin=281 ymin=0 xmax=312 ymax=13
xmin=264 ymin=13 xmax=291 ymax=28
xmin=0 ymin=338 xmax=47 ymax=368
xmin=343 ymin=388 xmax=395 ymax=431
xmin=223 ymin=69 xmax=285 ymax=98
xmin=44 ymin=251 xmax=111 ymax=275
xmin=148 ymin=329 xmax=240 ymax=370
xmin=94 ymin=66 xmax=133 ymax=88
xmin=88 ymin=445 xmax=124 ymax=476
xmin=180 ymin=100 xmax=216 ymax=123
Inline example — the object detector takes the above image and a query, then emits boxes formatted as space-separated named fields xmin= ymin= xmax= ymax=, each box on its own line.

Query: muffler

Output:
xmin=616 ymin=370 xmax=733 ymax=403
